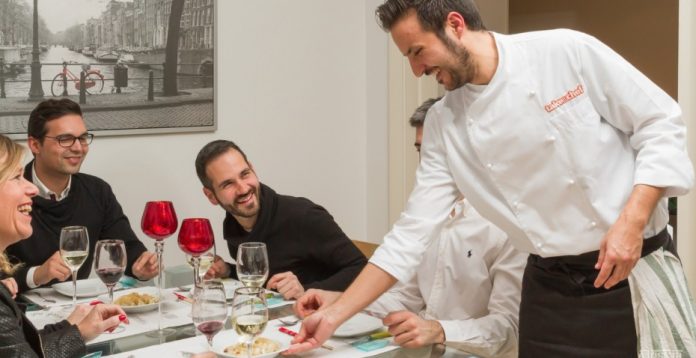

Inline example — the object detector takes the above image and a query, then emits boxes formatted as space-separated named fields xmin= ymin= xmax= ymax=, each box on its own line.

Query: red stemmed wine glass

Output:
xmin=178 ymin=218 xmax=214 ymax=287
xmin=142 ymin=201 xmax=178 ymax=240
xmin=141 ymin=201 xmax=178 ymax=336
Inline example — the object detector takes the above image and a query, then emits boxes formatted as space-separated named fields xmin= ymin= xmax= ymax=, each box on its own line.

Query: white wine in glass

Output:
xmin=236 ymin=242 xmax=268 ymax=288
xmin=231 ymin=287 xmax=268 ymax=358
xmin=59 ymin=226 xmax=89 ymax=307
xmin=186 ymin=243 xmax=216 ymax=285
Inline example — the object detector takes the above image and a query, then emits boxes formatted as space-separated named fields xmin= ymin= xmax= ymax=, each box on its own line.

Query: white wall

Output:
xmin=678 ymin=0 xmax=696 ymax=297
xmin=78 ymin=1 xmax=389 ymax=267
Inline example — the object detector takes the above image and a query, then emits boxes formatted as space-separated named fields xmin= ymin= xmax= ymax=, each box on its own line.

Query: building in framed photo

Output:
xmin=0 ymin=0 xmax=215 ymax=138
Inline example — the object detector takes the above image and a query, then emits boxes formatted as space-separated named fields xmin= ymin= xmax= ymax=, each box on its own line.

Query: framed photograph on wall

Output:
xmin=0 ymin=0 xmax=216 ymax=139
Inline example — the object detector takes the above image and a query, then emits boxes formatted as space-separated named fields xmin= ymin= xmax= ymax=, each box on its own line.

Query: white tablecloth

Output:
xmin=104 ymin=318 xmax=399 ymax=358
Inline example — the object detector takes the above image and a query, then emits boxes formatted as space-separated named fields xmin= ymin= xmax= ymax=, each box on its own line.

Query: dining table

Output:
xmin=19 ymin=276 xmax=478 ymax=358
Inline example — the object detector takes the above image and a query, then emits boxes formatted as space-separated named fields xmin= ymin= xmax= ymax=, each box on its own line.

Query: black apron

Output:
xmin=518 ymin=229 xmax=674 ymax=357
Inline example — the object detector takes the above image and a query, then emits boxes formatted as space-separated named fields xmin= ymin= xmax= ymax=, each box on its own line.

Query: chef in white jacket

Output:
xmin=286 ymin=1 xmax=696 ymax=357
xmin=295 ymin=98 xmax=526 ymax=357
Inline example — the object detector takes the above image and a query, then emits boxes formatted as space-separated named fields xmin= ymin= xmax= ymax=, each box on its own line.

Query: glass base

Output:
xmin=144 ymin=327 xmax=177 ymax=338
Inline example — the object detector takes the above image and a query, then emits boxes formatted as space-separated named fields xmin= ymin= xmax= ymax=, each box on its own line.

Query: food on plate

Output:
xmin=114 ymin=292 xmax=159 ymax=306
xmin=224 ymin=337 xmax=280 ymax=356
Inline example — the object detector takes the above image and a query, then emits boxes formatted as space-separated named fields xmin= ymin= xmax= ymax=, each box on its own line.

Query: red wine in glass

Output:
xmin=178 ymin=218 xmax=214 ymax=255
xmin=141 ymin=201 xmax=178 ymax=240
xmin=96 ymin=267 xmax=124 ymax=285
xmin=197 ymin=320 xmax=224 ymax=340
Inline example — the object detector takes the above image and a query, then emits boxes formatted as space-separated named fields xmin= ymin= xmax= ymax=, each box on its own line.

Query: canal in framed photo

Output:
xmin=0 ymin=0 xmax=216 ymax=138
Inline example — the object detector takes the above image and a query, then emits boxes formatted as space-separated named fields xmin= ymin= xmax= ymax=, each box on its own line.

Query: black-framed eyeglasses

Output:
xmin=44 ymin=133 xmax=94 ymax=148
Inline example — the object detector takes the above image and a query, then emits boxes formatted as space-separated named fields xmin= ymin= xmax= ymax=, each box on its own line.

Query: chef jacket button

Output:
xmin=513 ymin=201 xmax=519 ymax=208
xmin=568 ymin=178 xmax=576 ymax=185
xmin=536 ymin=242 xmax=543 ymax=248
xmin=547 ymin=135 xmax=556 ymax=142
xmin=529 ymin=90 xmax=536 ymax=97
xmin=486 ymin=163 xmax=493 ymax=169
xmin=591 ymin=221 xmax=597 ymax=228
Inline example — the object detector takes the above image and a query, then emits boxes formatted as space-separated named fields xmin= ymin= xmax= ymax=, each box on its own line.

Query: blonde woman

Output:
xmin=0 ymin=134 xmax=129 ymax=357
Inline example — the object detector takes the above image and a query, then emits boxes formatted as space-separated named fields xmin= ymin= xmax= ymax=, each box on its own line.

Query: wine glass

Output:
xmin=231 ymin=287 xmax=268 ymax=358
xmin=59 ymin=226 xmax=89 ymax=307
xmin=187 ymin=244 xmax=216 ymax=286
xmin=236 ymin=242 xmax=269 ymax=288
xmin=192 ymin=281 xmax=228 ymax=349
xmin=94 ymin=240 xmax=126 ymax=303
xmin=94 ymin=239 xmax=126 ymax=333
xmin=178 ymin=218 xmax=215 ymax=288
xmin=141 ymin=201 xmax=178 ymax=336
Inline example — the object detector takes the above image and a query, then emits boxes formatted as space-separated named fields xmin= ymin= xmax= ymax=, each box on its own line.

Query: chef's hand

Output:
xmin=293 ymin=289 xmax=341 ymax=318
xmin=284 ymin=307 xmax=341 ymax=355
xmin=594 ymin=184 xmax=663 ymax=289
xmin=383 ymin=311 xmax=444 ymax=348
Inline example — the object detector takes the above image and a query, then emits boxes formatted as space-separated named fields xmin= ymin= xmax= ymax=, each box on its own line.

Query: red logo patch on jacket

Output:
xmin=544 ymin=84 xmax=584 ymax=113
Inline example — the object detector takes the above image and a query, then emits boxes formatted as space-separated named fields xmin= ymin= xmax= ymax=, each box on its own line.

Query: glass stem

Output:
xmin=155 ymin=240 xmax=165 ymax=332
xmin=108 ymin=285 xmax=114 ymax=304
xmin=71 ymin=270 xmax=77 ymax=306
xmin=246 ymin=340 xmax=253 ymax=358
xmin=193 ymin=256 xmax=201 ymax=288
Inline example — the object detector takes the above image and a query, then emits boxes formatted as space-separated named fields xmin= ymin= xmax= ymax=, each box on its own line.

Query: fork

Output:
xmin=277 ymin=315 xmax=301 ymax=326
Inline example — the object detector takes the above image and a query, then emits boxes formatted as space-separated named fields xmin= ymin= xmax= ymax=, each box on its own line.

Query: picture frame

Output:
xmin=0 ymin=0 xmax=216 ymax=139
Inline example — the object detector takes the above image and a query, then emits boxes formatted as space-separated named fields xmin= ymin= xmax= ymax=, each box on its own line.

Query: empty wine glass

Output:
xmin=231 ymin=287 xmax=268 ymax=358
xmin=141 ymin=201 xmax=178 ymax=336
xmin=94 ymin=239 xmax=126 ymax=333
xmin=192 ymin=281 xmax=228 ymax=349
xmin=59 ymin=226 xmax=89 ymax=307
xmin=236 ymin=242 xmax=268 ymax=288
xmin=178 ymin=218 xmax=215 ymax=288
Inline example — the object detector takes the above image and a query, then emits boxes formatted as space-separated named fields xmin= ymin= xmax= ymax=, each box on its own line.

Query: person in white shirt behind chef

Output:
xmin=286 ymin=1 xmax=696 ymax=357
xmin=295 ymin=97 xmax=527 ymax=357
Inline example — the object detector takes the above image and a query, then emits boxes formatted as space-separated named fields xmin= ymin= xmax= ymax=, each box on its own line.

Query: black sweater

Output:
xmin=224 ymin=184 xmax=367 ymax=291
xmin=7 ymin=162 xmax=147 ymax=293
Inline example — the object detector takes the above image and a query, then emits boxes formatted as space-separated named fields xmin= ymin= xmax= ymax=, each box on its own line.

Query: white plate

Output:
xmin=333 ymin=312 xmax=384 ymax=338
xmin=52 ymin=279 xmax=111 ymax=298
xmin=214 ymin=337 xmax=285 ymax=358
xmin=103 ymin=287 xmax=170 ymax=313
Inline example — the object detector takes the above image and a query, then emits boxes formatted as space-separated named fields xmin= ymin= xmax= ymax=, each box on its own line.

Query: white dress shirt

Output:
xmin=367 ymin=200 xmax=526 ymax=357
xmin=26 ymin=165 xmax=72 ymax=289
xmin=371 ymin=29 xmax=693 ymax=285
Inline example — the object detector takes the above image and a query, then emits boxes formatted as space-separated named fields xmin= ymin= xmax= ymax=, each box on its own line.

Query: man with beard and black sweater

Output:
xmin=6 ymin=99 xmax=159 ymax=293
xmin=195 ymin=140 xmax=367 ymax=300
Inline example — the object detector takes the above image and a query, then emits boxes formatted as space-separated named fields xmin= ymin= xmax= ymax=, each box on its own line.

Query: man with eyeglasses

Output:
xmin=6 ymin=99 xmax=159 ymax=293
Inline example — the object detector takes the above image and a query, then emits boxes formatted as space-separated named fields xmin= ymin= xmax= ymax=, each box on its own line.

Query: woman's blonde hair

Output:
xmin=0 ymin=134 xmax=25 ymax=275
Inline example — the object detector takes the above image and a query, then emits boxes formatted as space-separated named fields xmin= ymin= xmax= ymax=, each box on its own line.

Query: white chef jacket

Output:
xmin=367 ymin=200 xmax=526 ymax=357
xmin=370 ymin=29 xmax=693 ymax=285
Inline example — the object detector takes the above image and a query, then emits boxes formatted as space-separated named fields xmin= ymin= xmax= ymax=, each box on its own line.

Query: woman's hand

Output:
xmin=0 ymin=278 xmax=18 ymax=298
xmin=76 ymin=304 xmax=129 ymax=342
